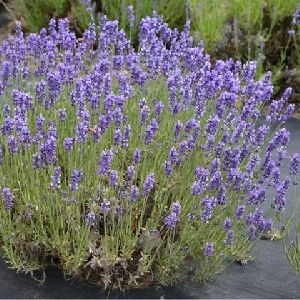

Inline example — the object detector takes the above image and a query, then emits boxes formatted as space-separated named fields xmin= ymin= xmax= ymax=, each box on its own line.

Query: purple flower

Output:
xmin=206 ymin=115 xmax=220 ymax=135
xmin=191 ymin=180 xmax=206 ymax=196
xmin=272 ymin=177 xmax=290 ymax=210
xmin=58 ymin=108 xmax=66 ymax=121
xmin=143 ymin=172 xmax=155 ymax=196
xmin=200 ymin=197 xmax=216 ymax=223
xmin=128 ymin=5 xmax=135 ymax=29
xmin=223 ymin=217 xmax=232 ymax=231
xmin=210 ymin=158 xmax=220 ymax=174
xmin=113 ymin=55 xmax=124 ymax=70
xmin=2 ymin=187 xmax=13 ymax=210
xmin=247 ymin=224 xmax=257 ymax=241
xmin=40 ymin=134 xmax=57 ymax=166
xmin=144 ymin=118 xmax=158 ymax=145
xmin=164 ymin=160 xmax=172 ymax=177
xmin=248 ymin=186 xmax=266 ymax=205
xmin=3 ymin=116 xmax=14 ymax=135
xmin=3 ymin=105 xmax=10 ymax=117
xmin=7 ymin=135 xmax=18 ymax=153
xmin=115 ymin=205 xmax=123 ymax=217
xmin=164 ymin=213 xmax=178 ymax=229
xmin=169 ymin=146 xmax=177 ymax=162
xmin=209 ymin=171 xmax=222 ymax=190
xmin=164 ymin=201 xmax=181 ymax=229
xmin=140 ymin=105 xmax=150 ymax=126
xmin=215 ymin=141 xmax=225 ymax=157
xmin=109 ymin=170 xmax=118 ymax=187
xmin=217 ymin=187 xmax=226 ymax=205
xmin=69 ymin=169 xmax=84 ymax=192
xmin=194 ymin=167 xmax=209 ymax=182
xmin=130 ymin=185 xmax=139 ymax=203
xmin=288 ymin=29 xmax=295 ymax=36
xmin=86 ymin=211 xmax=96 ymax=226
xmin=51 ymin=166 xmax=62 ymax=189
xmin=188 ymin=213 xmax=195 ymax=220
xmin=242 ymin=61 xmax=257 ymax=81
xmin=179 ymin=140 xmax=188 ymax=155
xmin=255 ymin=125 xmax=269 ymax=146
xmin=100 ymin=200 xmax=110 ymax=213
xmin=121 ymin=124 xmax=131 ymax=149
xmin=280 ymin=104 xmax=295 ymax=122
xmin=225 ymin=230 xmax=234 ymax=245
xmin=267 ymin=128 xmax=290 ymax=152
xmin=139 ymin=98 xmax=147 ymax=109
xmin=0 ymin=147 xmax=3 ymax=165
xmin=84 ymin=22 xmax=96 ymax=45
xmin=171 ymin=201 xmax=181 ymax=215
xmin=127 ymin=165 xmax=135 ymax=181
xmin=103 ymin=94 xmax=115 ymax=111
xmin=32 ymin=153 xmax=41 ymax=169
xmin=76 ymin=121 xmax=89 ymax=144
xmin=19 ymin=124 xmax=31 ymax=148
xmin=68 ymin=197 xmax=75 ymax=204
xmin=204 ymin=242 xmax=214 ymax=257
xmin=133 ymin=148 xmax=142 ymax=164
xmin=154 ymin=101 xmax=164 ymax=117
xmin=236 ymin=205 xmax=245 ymax=220
xmin=185 ymin=119 xmax=197 ymax=133
xmin=271 ymin=166 xmax=280 ymax=184
xmin=36 ymin=114 xmax=45 ymax=132
xmin=290 ymin=153 xmax=300 ymax=176
xmin=246 ymin=153 xmax=260 ymax=175
xmin=174 ymin=120 xmax=183 ymax=141
xmin=63 ymin=137 xmax=75 ymax=153
xmin=114 ymin=128 xmax=122 ymax=146
xmin=97 ymin=149 xmax=114 ymax=176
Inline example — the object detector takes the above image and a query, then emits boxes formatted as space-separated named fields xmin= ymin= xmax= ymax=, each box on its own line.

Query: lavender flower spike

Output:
xmin=2 ymin=187 xmax=13 ymax=210
xmin=86 ymin=211 xmax=96 ymax=226
xmin=100 ymin=200 xmax=110 ymax=213
xmin=204 ymin=242 xmax=214 ymax=257
xmin=143 ymin=172 xmax=155 ymax=196
xmin=164 ymin=213 xmax=178 ymax=229
xmin=128 ymin=5 xmax=135 ymax=29
xmin=290 ymin=153 xmax=300 ymax=176
xmin=69 ymin=169 xmax=84 ymax=192
xmin=51 ymin=166 xmax=62 ymax=189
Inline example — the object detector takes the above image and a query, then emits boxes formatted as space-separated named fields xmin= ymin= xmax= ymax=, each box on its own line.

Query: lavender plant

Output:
xmin=0 ymin=12 xmax=298 ymax=289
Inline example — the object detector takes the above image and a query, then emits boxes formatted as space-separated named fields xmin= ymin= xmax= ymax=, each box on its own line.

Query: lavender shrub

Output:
xmin=0 ymin=13 xmax=299 ymax=289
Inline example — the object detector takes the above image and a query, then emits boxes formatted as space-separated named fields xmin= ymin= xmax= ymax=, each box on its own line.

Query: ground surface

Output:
xmin=0 ymin=118 xmax=299 ymax=299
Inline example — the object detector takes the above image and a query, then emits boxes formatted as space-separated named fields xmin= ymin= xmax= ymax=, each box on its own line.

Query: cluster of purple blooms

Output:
xmin=164 ymin=201 xmax=182 ymax=229
xmin=69 ymin=169 xmax=84 ymax=192
xmin=2 ymin=187 xmax=13 ymax=210
xmin=0 ymin=10 xmax=299 ymax=260
xmin=288 ymin=6 xmax=300 ymax=35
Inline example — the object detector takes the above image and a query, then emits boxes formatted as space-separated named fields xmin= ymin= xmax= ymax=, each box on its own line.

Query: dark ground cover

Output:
xmin=0 ymin=118 xmax=299 ymax=299
xmin=0 ymin=238 xmax=299 ymax=299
